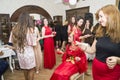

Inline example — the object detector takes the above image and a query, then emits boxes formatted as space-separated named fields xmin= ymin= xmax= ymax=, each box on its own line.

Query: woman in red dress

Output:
xmin=41 ymin=18 xmax=56 ymax=69
xmin=67 ymin=16 xmax=76 ymax=35
xmin=50 ymin=33 xmax=87 ymax=80
xmin=72 ymin=16 xmax=91 ymax=42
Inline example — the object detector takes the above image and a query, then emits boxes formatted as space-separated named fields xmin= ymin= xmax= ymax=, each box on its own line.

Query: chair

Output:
xmin=70 ymin=72 xmax=84 ymax=80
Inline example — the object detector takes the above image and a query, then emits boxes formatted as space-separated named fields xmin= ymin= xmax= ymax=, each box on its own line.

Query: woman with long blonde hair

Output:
xmin=77 ymin=4 xmax=120 ymax=80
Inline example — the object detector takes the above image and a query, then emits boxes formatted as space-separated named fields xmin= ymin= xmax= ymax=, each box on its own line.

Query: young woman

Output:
xmin=82 ymin=19 xmax=94 ymax=46
xmin=50 ymin=33 xmax=87 ymax=80
xmin=41 ymin=18 xmax=56 ymax=69
xmin=77 ymin=5 xmax=120 ymax=80
xmin=10 ymin=12 xmax=38 ymax=80
xmin=33 ymin=26 xmax=43 ymax=73
xmin=67 ymin=16 xmax=76 ymax=35
xmin=61 ymin=20 xmax=68 ymax=51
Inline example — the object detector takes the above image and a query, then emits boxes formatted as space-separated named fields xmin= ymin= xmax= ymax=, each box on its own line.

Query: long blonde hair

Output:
xmin=96 ymin=4 xmax=120 ymax=43
xmin=12 ymin=12 xmax=34 ymax=52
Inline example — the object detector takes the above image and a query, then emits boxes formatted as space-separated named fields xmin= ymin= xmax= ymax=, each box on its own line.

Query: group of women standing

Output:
xmin=51 ymin=4 xmax=120 ymax=80
xmin=6 ymin=4 xmax=120 ymax=80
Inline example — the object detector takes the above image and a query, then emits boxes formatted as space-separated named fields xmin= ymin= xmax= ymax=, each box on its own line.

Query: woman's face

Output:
xmin=44 ymin=18 xmax=48 ymax=25
xmin=77 ymin=19 xmax=84 ymax=26
xmin=68 ymin=35 xmax=73 ymax=43
xmin=85 ymin=20 xmax=90 ymax=27
xmin=98 ymin=10 xmax=107 ymax=27
xmin=71 ymin=17 xmax=76 ymax=24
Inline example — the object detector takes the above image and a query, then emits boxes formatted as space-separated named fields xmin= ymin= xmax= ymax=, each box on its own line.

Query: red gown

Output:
xmin=73 ymin=27 xmax=82 ymax=42
xmin=50 ymin=45 xmax=87 ymax=80
xmin=43 ymin=26 xmax=56 ymax=69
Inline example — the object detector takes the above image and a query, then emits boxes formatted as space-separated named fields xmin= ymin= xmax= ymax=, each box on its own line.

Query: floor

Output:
xmin=3 ymin=52 xmax=93 ymax=80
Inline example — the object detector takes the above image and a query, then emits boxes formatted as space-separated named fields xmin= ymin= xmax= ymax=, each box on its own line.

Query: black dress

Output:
xmin=92 ymin=36 xmax=120 ymax=80
xmin=54 ymin=24 xmax=61 ymax=41
xmin=61 ymin=25 xmax=68 ymax=41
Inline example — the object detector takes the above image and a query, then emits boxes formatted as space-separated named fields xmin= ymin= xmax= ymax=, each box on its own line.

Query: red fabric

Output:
xmin=92 ymin=58 xmax=120 ymax=80
xmin=73 ymin=27 xmax=82 ymax=42
xmin=50 ymin=45 xmax=87 ymax=80
xmin=43 ymin=26 xmax=56 ymax=69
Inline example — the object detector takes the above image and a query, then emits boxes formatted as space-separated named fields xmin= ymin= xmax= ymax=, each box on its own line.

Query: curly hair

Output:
xmin=12 ymin=12 xmax=34 ymax=52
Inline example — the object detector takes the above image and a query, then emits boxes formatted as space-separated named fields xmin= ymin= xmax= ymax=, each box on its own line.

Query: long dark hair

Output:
xmin=12 ymin=12 xmax=34 ymax=52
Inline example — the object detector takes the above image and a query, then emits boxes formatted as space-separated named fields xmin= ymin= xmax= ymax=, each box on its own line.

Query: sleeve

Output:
xmin=8 ymin=32 xmax=13 ymax=43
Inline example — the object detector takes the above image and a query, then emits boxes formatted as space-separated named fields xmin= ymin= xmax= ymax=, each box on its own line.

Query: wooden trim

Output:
xmin=10 ymin=5 xmax=52 ymax=22
xmin=66 ymin=6 xmax=89 ymax=22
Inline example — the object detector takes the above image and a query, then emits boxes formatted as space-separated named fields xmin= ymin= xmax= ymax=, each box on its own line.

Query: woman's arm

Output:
xmin=4 ymin=45 xmax=16 ymax=50
xmin=85 ymin=39 xmax=96 ymax=54
xmin=76 ymin=39 xmax=96 ymax=54
xmin=67 ymin=25 xmax=71 ymax=35
xmin=82 ymin=26 xmax=86 ymax=34
xmin=5 ymin=31 xmax=16 ymax=50
xmin=79 ymin=34 xmax=92 ymax=40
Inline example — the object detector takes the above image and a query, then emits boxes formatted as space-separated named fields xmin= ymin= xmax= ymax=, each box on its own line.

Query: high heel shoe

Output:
xmin=36 ymin=70 xmax=40 ymax=74
xmin=85 ymin=71 xmax=91 ymax=76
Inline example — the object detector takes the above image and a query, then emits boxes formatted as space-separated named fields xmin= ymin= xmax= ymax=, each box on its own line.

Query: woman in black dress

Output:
xmin=61 ymin=20 xmax=68 ymax=51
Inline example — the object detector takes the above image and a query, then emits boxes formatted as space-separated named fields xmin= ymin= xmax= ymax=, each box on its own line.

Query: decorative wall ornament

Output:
xmin=63 ymin=0 xmax=69 ymax=2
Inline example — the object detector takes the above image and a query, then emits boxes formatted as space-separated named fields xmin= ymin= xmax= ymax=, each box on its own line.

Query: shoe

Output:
xmin=61 ymin=48 xmax=65 ymax=52
xmin=36 ymin=71 xmax=39 ymax=74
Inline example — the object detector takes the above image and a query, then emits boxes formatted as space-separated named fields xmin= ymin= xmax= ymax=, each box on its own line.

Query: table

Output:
xmin=0 ymin=47 xmax=16 ymax=72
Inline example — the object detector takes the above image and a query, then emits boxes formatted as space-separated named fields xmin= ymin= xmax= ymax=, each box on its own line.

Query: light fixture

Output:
xmin=63 ymin=0 xmax=79 ymax=5
xmin=69 ymin=0 xmax=77 ymax=5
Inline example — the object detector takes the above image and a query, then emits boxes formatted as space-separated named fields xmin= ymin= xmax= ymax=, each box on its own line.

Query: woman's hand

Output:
xmin=75 ymin=57 xmax=81 ymax=62
xmin=106 ymin=56 xmax=118 ymax=69
xmin=52 ymin=31 xmax=56 ymax=36
xmin=84 ymin=34 xmax=92 ymax=38
xmin=56 ymin=48 xmax=64 ymax=54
